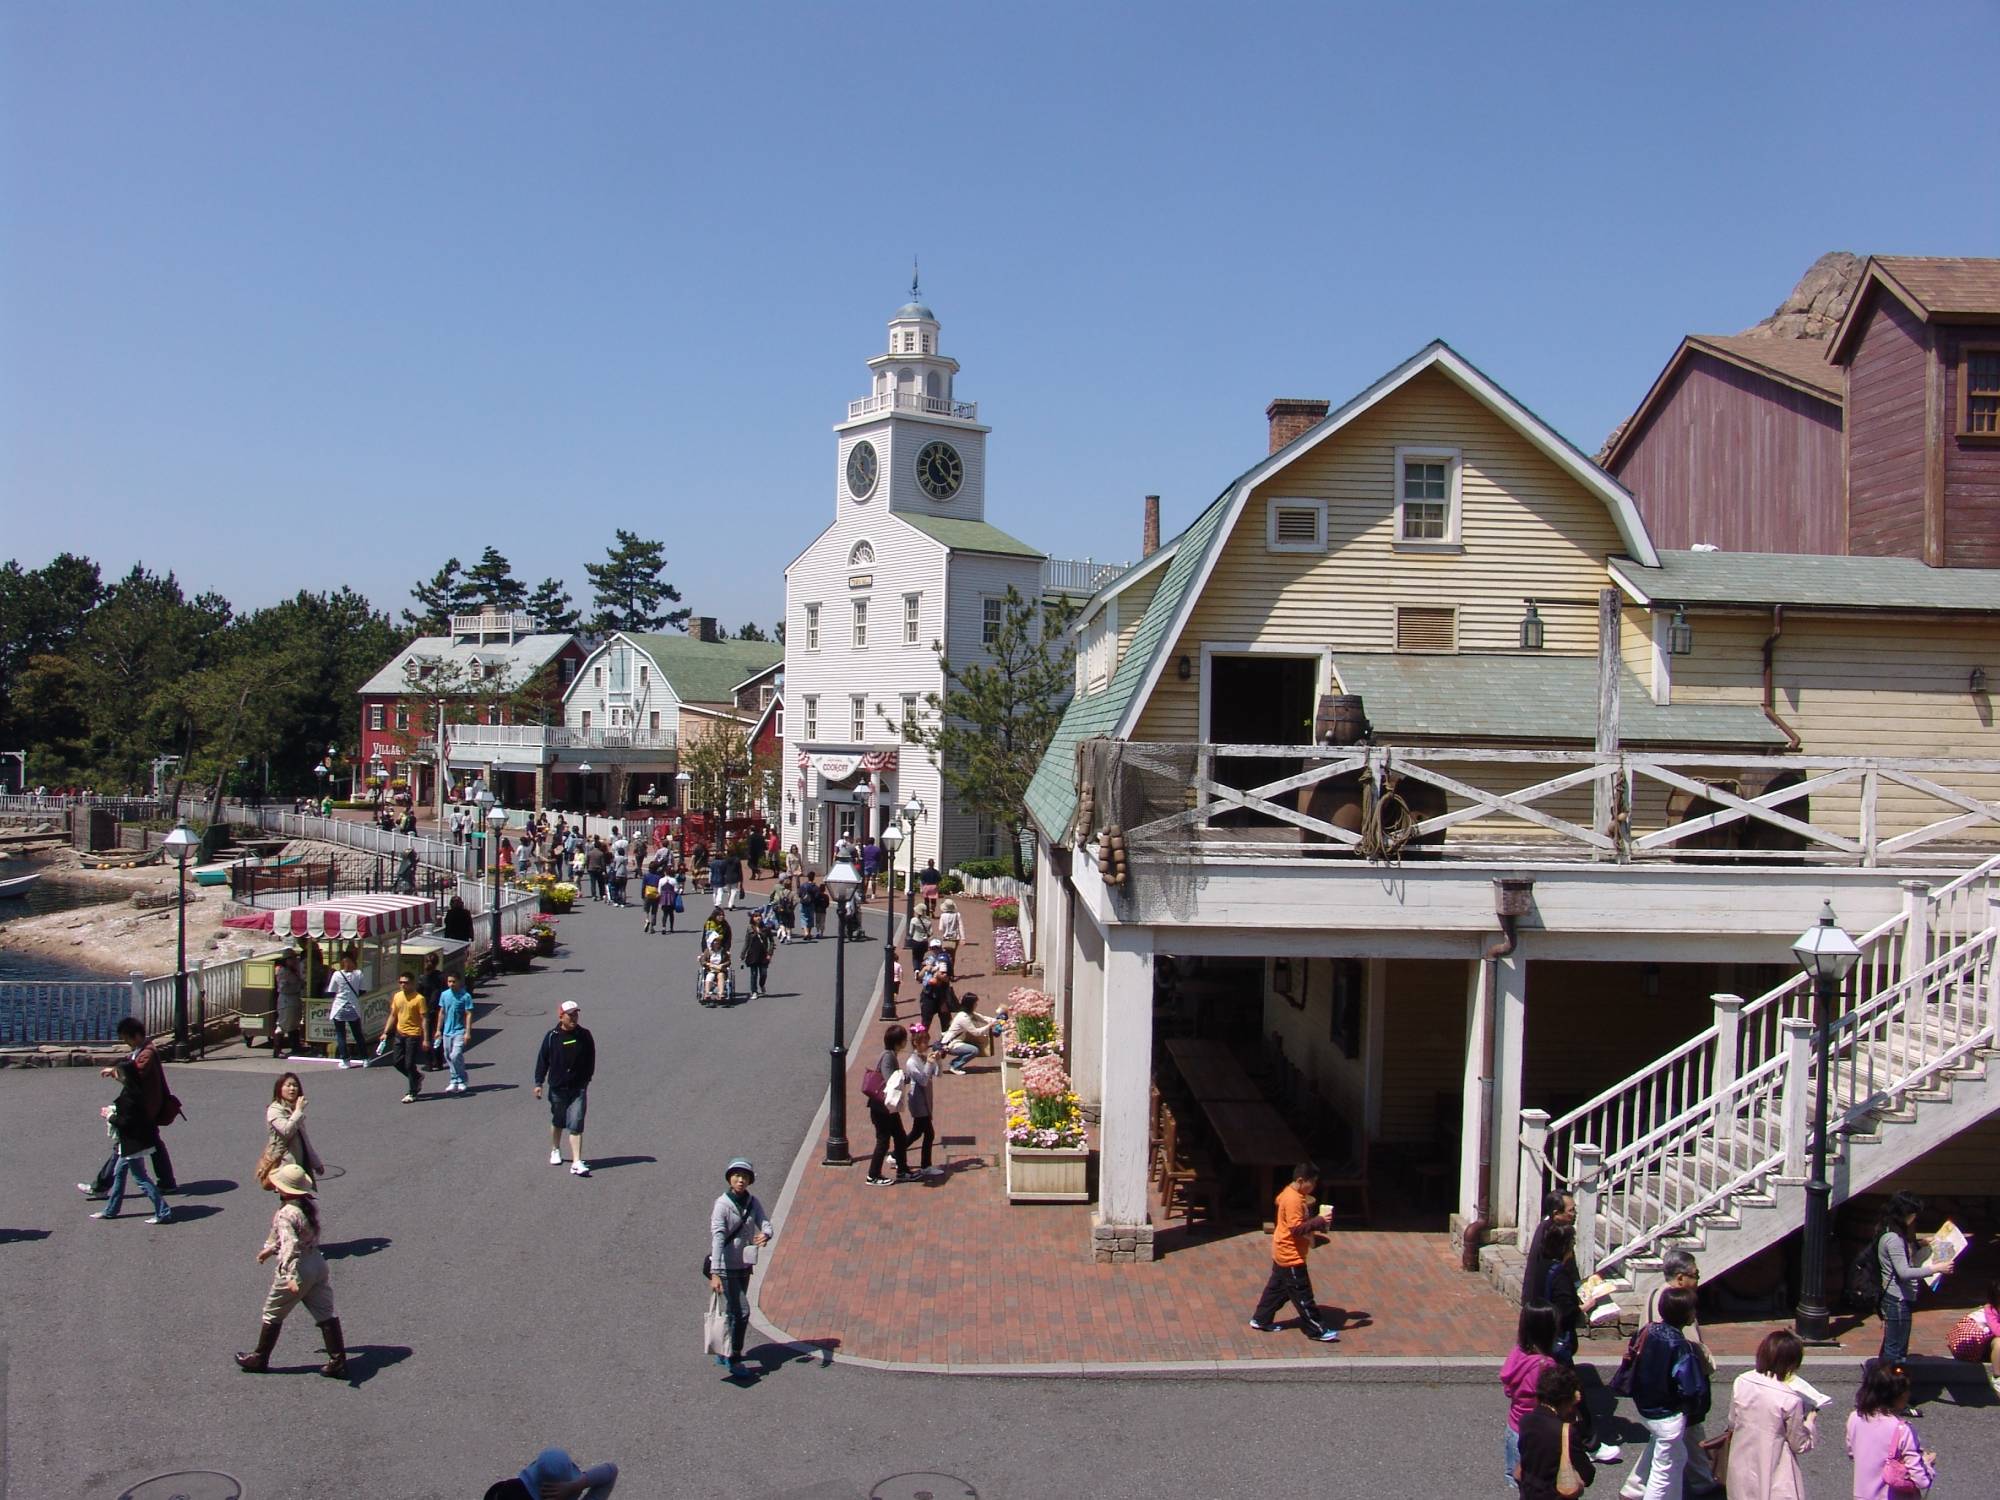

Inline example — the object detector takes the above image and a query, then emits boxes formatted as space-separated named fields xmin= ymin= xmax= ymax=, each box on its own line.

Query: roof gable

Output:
xmin=1601 ymin=333 xmax=1843 ymax=469
xmin=1829 ymin=255 xmax=2000 ymax=362
xmin=359 ymin=633 xmax=576 ymax=697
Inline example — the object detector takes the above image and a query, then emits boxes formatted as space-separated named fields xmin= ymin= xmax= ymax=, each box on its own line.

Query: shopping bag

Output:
xmin=703 ymin=1289 xmax=730 ymax=1358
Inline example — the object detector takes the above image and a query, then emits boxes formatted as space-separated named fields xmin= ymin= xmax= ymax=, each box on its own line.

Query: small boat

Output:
xmin=0 ymin=871 xmax=41 ymax=899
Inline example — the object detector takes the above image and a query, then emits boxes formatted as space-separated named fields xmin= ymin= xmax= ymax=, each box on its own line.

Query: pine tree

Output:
xmin=897 ymin=585 xmax=1074 ymax=878
xmin=584 ymin=530 xmax=688 ymax=633
xmin=463 ymin=547 xmax=528 ymax=612
xmin=404 ymin=558 xmax=476 ymax=632
xmin=733 ymin=621 xmax=769 ymax=642
xmin=525 ymin=577 xmax=581 ymax=634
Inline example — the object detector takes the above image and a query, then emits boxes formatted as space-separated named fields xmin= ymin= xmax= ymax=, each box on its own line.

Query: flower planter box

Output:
xmin=1000 ymin=1053 xmax=1023 ymax=1094
xmin=1004 ymin=1144 xmax=1090 ymax=1202
xmin=533 ymin=933 xmax=557 ymax=957
xmin=538 ymin=896 xmax=573 ymax=915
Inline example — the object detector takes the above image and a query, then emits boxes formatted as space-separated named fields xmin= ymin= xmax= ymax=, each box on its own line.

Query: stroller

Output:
xmin=697 ymin=932 xmax=735 ymax=1007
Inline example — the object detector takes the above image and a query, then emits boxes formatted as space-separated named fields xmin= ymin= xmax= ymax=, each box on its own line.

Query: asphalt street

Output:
xmin=4 ymin=896 xmax=1996 ymax=1499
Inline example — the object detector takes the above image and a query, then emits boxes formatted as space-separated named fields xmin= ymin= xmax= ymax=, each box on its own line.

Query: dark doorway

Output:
xmin=1209 ymin=655 xmax=1317 ymax=828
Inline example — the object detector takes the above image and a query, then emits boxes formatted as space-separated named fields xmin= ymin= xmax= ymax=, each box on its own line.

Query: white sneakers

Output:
xmin=336 ymin=1060 xmax=350 ymax=1069
xmin=570 ymin=1160 xmax=591 ymax=1177
xmin=1592 ymin=1443 xmax=1622 ymax=1464
xmin=550 ymin=1149 xmax=564 ymax=1166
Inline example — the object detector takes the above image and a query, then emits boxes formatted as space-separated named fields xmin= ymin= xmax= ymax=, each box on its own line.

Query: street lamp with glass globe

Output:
xmin=878 ymin=822 xmax=905 ymax=1021
xmin=822 ymin=855 xmax=862 ymax=1165
xmin=484 ymin=798 xmax=509 ymax=959
xmin=899 ymin=795 xmax=926 ymax=930
xmin=1790 ymin=900 xmax=1861 ymax=1342
xmin=577 ymin=761 xmax=594 ymax=843
xmin=676 ymin=768 xmax=693 ymax=862
xmin=161 ymin=821 xmax=200 ymax=1057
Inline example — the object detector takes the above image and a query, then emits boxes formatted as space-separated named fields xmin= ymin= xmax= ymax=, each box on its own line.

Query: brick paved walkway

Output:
xmin=755 ymin=886 xmax=1995 ymax=1369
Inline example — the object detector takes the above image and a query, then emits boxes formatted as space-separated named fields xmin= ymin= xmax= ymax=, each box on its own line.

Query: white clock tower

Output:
xmin=783 ymin=279 xmax=1045 ymax=875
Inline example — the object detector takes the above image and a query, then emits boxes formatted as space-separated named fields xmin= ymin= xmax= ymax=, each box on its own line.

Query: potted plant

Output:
xmin=497 ymin=932 xmax=539 ymax=972
xmin=527 ymin=920 xmax=558 ymax=957
xmin=1000 ymin=986 xmax=1061 ymax=1093
xmin=1004 ymin=1057 xmax=1089 ymax=1202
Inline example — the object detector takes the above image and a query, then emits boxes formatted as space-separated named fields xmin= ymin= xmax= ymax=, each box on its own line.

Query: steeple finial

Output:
xmin=911 ymin=256 xmax=920 ymax=300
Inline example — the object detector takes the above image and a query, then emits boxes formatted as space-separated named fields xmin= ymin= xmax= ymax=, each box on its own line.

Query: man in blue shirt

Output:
xmin=433 ymin=972 xmax=475 ymax=1093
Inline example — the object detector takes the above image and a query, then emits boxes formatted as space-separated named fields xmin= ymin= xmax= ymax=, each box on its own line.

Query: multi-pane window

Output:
xmin=853 ymin=599 xmax=869 ymax=648
xmin=581 ymin=710 xmax=592 ymax=732
xmin=803 ymin=696 xmax=818 ymax=740
xmin=773 ymin=705 xmax=784 ymax=739
xmin=394 ymin=706 xmax=408 ymax=731
xmin=805 ymin=604 xmax=821 ymax=652
xmin=904 ymin=593 xmax=921 ymax=643
xmin=901 ymin=693 xmax=919 ymax=737
xmin=639 ymin=665 xmax=649 ymax=688
xmin=1401 ymin=461 xmax=1449 ymax=538
xmin=649 ymin=711 xmax=660 ymax=736
xmin=982 ymin=597 xmax=1004 ymax=646
xmin=850 ymin=695 xmax=866 ymax=741
xmin=369 ymin=704 xmax=385 ymax=731
xmin=849 ymin=540 xmax=874 ymax=566
xmin=1966 ymin=349 xmax=2000 ymax=436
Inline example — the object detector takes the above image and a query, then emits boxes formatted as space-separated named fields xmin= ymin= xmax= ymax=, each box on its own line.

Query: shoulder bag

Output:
xmin=702 ymin=1199 xmax=756 ymax=1279
xmin=882 ymin=1067 xmax=908 ymax=1111
xmin=1697 ymin=1426 xmax=1733 ymax=1480
xmin=1607 ymin=1323 xmax=1652 ymax=1397
xmin=860 ymin=1065 xmax=885 ymax=1102
xmin=1555 ymin=1422 xmax=1585 ymax=1500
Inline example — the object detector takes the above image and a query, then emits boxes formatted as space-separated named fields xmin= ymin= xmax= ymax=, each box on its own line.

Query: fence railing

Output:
xmin=1111 ymin=743 xmax=2000 ymax=867
xmin=0 ymin=794 xmax=162 ymax=821
xmin=242 ymin=807 xmax=480 ymax=877
xmin=1042 ymin=557 xmax=1126 ymax=597
xmin=1522 ymin=865 xmax=2000 ymax=1273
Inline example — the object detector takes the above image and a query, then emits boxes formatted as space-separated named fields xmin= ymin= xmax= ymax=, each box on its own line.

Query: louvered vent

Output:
xmin=1395 ymin=605 xmax=1457 ymax=652
xmin=1272 ymin=506 xmax=1321 ymax=546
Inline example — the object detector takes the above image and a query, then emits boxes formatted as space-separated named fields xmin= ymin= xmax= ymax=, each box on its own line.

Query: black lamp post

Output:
xmin=1791 ymin=899 xmax=1860 ymax=1342
xmin=899 ymin=794 xmax=925 ymax=932
xmin=162 ymin=821 xmax=199 ymax=1057
xmin=878 ymin=822 xmax=905 ymax=1020
xmin=821 ymin=855 xmax=861 ymax=1166
xmin=478 ymin=790 xmax=507 ymax=961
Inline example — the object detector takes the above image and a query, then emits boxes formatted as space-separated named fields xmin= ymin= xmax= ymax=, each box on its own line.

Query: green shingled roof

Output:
xmin=893 ymin=513 xmax=1044 ymax=558
xmin=1327 ymin=653 xmax=1789 ymax=748
xmin=1024 ymin=490 xmax=1237 ymax=839
xmin=625 ymin=633 xmax=783 ymax=705
xmin=1611 ymin=550 xmax=2000 ymax=613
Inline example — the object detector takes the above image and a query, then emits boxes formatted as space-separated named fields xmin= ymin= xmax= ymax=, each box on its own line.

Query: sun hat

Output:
xmin=558 ymin=1000 xmax=580 ymax=1013
xmin=725 ymin=1157 xmax=755 ymax=1183
xmin=267 ymin=1163 xmax=316 ymax=1197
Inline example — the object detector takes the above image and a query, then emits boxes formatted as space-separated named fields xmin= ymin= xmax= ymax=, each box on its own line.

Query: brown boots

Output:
xmin=317 ymin=1318 xmax=347 ymax=1378
xmin=234 ymin=1321 xmax=281 ymax=1372
xmin=233 ymin=1317 xmax=346 ymax=1377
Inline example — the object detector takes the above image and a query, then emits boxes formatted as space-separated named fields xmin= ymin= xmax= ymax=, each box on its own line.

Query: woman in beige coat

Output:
xmin=264 ymin=1073 xmax=326 ymax=1179
xmin=1725 ymin=1328 xmax=1817 ymax=1500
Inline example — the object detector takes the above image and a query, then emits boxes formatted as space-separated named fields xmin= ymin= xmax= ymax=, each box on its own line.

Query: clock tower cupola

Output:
xmin=835 ymin=268 xmax=991 ymax=522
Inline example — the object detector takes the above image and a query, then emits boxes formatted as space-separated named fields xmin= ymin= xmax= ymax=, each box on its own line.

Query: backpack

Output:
xmin=1847 ymin=1233 xmax=1884 ymax=1312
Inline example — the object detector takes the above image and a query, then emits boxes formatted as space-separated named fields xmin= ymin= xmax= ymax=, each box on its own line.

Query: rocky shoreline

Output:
xmin=0 ymin=852 xmax=256 ymax=979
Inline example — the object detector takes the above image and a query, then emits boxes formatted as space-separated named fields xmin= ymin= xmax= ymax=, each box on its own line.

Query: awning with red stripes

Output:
xmin=232 ymin=894 xmax=438 ymax=939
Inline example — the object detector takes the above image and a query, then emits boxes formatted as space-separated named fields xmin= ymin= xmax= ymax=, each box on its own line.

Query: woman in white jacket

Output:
xmin=937 ymin=993 xmax=998 ymax=1075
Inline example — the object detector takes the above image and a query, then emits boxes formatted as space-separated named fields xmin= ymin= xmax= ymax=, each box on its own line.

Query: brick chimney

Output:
xmin=1142 ymin=495 xmax=1161 ymax=558
xmin=694 ymin=616 xmax=720 ymax=643
xmin=1266 ymin=397 xmax=1330 ymax=454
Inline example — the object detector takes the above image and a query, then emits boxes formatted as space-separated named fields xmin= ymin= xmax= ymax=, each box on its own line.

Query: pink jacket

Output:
xmin=1500 ymin=1348 xmax=1554 ymax=1432
xmin=1845 ymin=1410 xmax=1932 ymax=1500
xmin=1724 ymin=1371 xmax=1815 ymax=1500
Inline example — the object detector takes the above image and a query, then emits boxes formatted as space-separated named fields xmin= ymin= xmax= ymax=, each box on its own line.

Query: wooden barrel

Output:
xmin=1314 ymin=694 xmax=1368 ymax=746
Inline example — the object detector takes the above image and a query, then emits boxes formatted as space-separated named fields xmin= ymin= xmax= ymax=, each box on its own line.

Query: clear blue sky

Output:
xmin=5 ymin=4 xmax=1995 ymax=627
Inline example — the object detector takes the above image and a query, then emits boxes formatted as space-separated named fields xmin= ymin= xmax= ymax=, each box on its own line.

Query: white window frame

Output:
xmin=1392 ymin=445 xmax=1464 ymax=551
xmin=849 ymin=694 xmax=866 ymax=742
xmin=852 ymin=598 xmax=869 ymax=649
xmin=981 ymin=596 xmax=1004 ymax=647
xmin=369 ymin=704 xmax=385 ymax=732
xmin=903 ymin=592 xmax=920 ymax=644
xmin=394 ymin=705 xmax=408 ymax=731
xmin=804 ymin=603 xmax=821 ymax=653
xmin=901 ymin=692 xmax=919 ymax=737
xmin=773 ymin=705 xmax=784 ymax=739
xmin=581 ymin=710 xmax=593 ymax=732
xmin=803 ymin=696 xmax=818 ymax=740
xmin=1196 ymin=642 xmax=1334 ymax=743
xmin=849 ymin=539 xmax=875 ymax=567
xmin=1264 ymin=497 xmax=1328 ymax=553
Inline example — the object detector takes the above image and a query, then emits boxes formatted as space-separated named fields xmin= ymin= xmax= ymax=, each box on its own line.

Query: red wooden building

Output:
xmin=1604 ymin=255 xmax=2000 ymax=565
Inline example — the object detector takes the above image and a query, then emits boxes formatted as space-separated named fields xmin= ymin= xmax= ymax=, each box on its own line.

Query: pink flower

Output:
xmin=1021 ymin=1055 xmax=1070 ymax=1099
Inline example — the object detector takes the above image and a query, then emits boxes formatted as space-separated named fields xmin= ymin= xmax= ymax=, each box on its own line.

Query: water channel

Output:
xmin=0 ymin=866 xmax=131 ymax=981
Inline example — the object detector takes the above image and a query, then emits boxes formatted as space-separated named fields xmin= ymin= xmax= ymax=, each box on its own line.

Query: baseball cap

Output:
xmin=558 ymin=1000 xmax=580 ymax=1014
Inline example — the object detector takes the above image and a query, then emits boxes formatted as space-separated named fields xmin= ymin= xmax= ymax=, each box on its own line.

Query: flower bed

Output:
xmin=497 ymin=933 xmax=539 ymax=971
xmin=522 ymin=874 xmax=577 ymax=913
xmin=999 ymin=986 xmax=1061 ymax=1091
xmin=1003 ymin=1058 xmax=1089 ymax=1201
xmin=527 ymin=920 xmax=558 ymax=957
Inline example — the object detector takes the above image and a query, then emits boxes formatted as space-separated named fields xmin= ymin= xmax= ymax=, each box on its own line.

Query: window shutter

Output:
xmin=1273 ymin=506 xmax=1320 ymax=546
xmin=1395 ymin=606 xmax=1457 ymax=652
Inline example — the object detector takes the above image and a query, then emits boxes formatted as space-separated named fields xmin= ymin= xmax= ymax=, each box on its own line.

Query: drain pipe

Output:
xmin=1462 ymin=875 xmax=1535 ymax=1272
xmin=1760 ymin=605 xmax=1802 ymax=751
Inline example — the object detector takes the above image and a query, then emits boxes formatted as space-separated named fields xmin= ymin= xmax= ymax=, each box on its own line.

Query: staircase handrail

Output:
xmin=1927 ymin=851 xmax=2000 ymax=902
xmin=1822 ymin=929 xmax=1998 ymax=1119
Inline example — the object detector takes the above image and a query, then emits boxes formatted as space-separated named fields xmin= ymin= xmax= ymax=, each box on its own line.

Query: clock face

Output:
xmin=915 ymin=441 xmax=963 ymax=501
xmin=845 ymin=440 xmax=878 ymax=500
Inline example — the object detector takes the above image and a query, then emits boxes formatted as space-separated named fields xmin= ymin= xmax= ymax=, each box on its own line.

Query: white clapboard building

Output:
xmin=782 ymin=288 xmax=1060 ymax=873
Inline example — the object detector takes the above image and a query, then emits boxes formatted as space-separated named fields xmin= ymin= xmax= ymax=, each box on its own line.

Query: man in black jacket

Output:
xmin=79 ymin=1018 xmax=178 ymax=1200
xmin=1519 ymin=1189 xmax=1574 ymax=1306
xmin=533 ymin=1001 xmax=597 ymax=1178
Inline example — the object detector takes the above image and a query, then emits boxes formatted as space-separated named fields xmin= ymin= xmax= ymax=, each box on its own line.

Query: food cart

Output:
xmin=225 ymin=895 xmax=438 ymax=1058
xmin=400 ymin=932 xmax=472 ymax=989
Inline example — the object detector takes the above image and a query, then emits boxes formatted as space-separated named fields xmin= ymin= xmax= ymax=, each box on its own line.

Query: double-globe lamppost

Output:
xmin=1791 ymin=900 xmax=1861 ymax=1343
xmin=162 ymin=820 xmax=200 ymax=1057
xmin=577 ymin=761 xmax=593 ymax=843
xmin=878 ymin=822 xmax=904 ymax=1021
xmin=820 ymin=854 xmax=862 ymax=1166
xmin=476 ymin=787 xmax=507 ymax=960
xmin=897 ymin=794 xmax=926 ymax=930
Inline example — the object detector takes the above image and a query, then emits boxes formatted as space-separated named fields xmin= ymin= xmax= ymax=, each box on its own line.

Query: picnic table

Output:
xmin=1163 ymin=1039 xmax=1307 ymax=1221
xmin=1164 ymin=1038 xmax=1265 ymax=1102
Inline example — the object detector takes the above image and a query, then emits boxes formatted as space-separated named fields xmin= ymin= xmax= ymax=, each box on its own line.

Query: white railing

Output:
xmin=1526 ymin=872 xmax=2000 ymax=1274
xmin=242 ymin=807 xmax=478 ymax=877
xmin=846 ymin=390 xmax=979 ymax=422
xmin=445 ymin=724 xmax=679 ymax=753
xmin=448 ymin=611 xmax=535 ymax=637
xmin=1113 ymin=744 xmax=2000 ymax=867
xmin=0 ymin=794 xmax=162 ymax=820
xmin=1043 ymin=557 xmax=1126 ymax=597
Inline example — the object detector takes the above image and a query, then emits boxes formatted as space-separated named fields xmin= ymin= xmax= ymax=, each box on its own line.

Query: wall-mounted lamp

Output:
xmin=1518 ymin=601 xmax=1545 ymax=651
xmin=1641 ymin=962 xmax=1662 ymax=998
xmin=1974 ymin=666 xmax=1989 ymax=695
xmin=1176 ymin=655 xmax=1192 ymax=681
xmin=1667 ymin=605 xmax=1695 ymax=657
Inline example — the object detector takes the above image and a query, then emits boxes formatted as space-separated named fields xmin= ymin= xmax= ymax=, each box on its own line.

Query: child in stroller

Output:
xmin=698 ymin=932 xmax=733 ymax=1006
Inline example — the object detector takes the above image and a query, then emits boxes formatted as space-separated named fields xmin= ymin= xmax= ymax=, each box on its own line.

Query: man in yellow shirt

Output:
xmin=1247 ymin=1162 xmax=1339 ymax=1343
xmin=379 ymin=971 xmax=429 ymax=1103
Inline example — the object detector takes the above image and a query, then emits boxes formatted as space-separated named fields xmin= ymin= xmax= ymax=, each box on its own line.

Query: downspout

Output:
xmin=1760 ymin=605 xmax=1802 ymax=751
xmin=1462 ymin=875 xmax=1535 ymax=1271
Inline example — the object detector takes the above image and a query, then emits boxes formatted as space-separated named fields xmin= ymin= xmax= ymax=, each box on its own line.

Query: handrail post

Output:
xmin=1899 ymin=880 xmax=1932 ymax=991
xmin=1712 ymin=992 xmax=1744 ymax=1159
xmin=1780 ymin=1017 xmax=1813 ymax=1178
xmin=1572 ymin=1141 xmax=1603 ymax=1277
xmin=128 ymin=970 xmax=146 ymax=1033
xmin=1987 ymin=895 xmax=2000 ymax=1023
xmin=1518 ymin=1108 xmax=1551 ymax=1238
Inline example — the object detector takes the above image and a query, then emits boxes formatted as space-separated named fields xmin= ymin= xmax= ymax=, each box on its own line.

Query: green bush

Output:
xmin=953 ymin=857 xmax=1013 ymax=880
xmin=990 ymin=900 xmax=1020 ymax=925
xmin=937 ymin=874 xmax=963 ymax=896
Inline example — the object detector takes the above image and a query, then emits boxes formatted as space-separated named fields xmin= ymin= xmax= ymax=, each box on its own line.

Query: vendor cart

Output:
xmin=225 ymin=895 xmax=438 ymax=1058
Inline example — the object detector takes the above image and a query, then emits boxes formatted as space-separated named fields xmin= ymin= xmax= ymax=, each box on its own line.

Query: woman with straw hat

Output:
xmin=235 ymin=1163 xmax=346 ymax=1377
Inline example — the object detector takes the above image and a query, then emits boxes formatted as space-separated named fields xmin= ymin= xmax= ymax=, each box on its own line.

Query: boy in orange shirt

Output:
xmin=1248 ymin=1162 xmax=1340 ymax=1342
